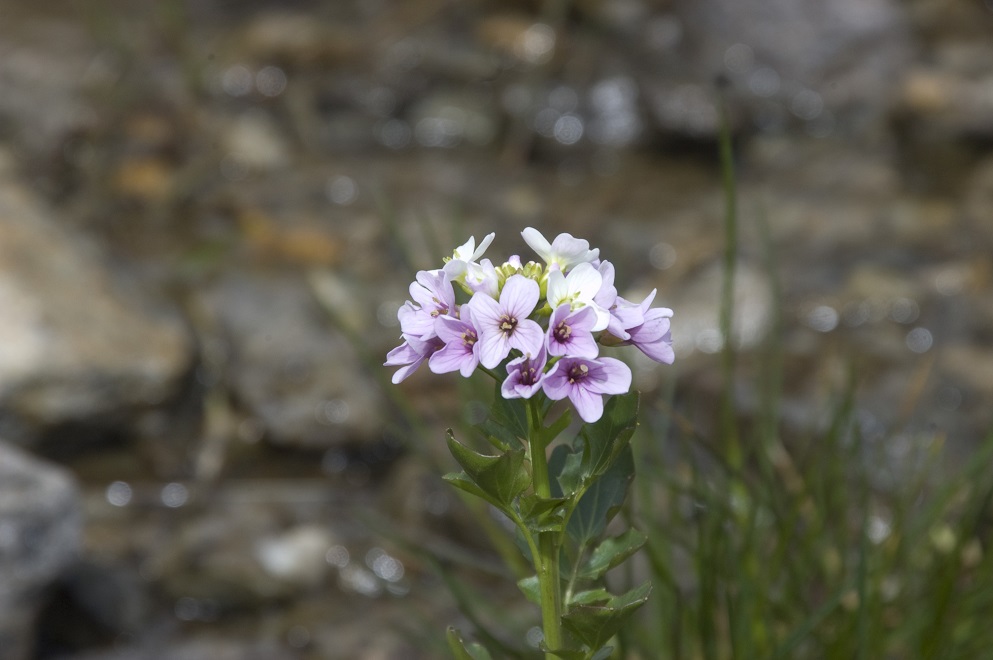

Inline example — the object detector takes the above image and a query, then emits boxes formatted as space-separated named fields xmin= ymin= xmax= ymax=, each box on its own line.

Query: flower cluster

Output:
xmin=385 ymin=228 xmax=674 ymax=423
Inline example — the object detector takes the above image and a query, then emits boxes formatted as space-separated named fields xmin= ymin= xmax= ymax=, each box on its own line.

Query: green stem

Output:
xmin=527 ymin=398 xmax=564 ymax=656
xmin=717 ymin=93 xmax=742 ymax=472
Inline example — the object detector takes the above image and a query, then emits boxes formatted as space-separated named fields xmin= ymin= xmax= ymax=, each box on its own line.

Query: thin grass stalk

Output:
xmin=717 ymin=95 xmax=741 ymax=471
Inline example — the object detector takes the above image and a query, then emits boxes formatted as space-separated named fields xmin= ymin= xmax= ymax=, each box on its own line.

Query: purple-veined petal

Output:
xmin=501 ymin=347 xmax=546 ymax=399
xmin=628 ymin=309 xmax=674 ymax=364
xmin=541 ymin=360 xmax=572 ymax=400
xmin=467 ymin=291 xmax=502 ymax=325
xmin=398 ymin=302 xmax=435 ymax=339
xmin=500 ymin=275 xmax=540 ymax=320
xmin=569 ymin=385 xmax=604 ymax=423
xmin=547 ymin=305 xmax=598 ymax=358
xmin=508 ymin=318 xmax=544 ymax=357
xmin=478 ymin=329 xmax=510 ymax=369
xmin=385 ymin=336 xmax=442 ymax=383
xmin=430 ymin=316 xmax=480 ymax=376
xmin=586 ymin=357 xmax=632 ymax=395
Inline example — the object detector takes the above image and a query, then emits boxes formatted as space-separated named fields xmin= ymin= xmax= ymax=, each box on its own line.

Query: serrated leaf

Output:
xmin=580 ymin=392 xmax=639 ymax=479
xmin=446 ymin=626 xmax=493 ymax=660
xmin=561 ymin=582 xmax=652 ymax=652
xmin=477 ymin=383 xmax=530 ymax=448
xmin=578 ymin=528 xmax=647 ymax=581
xmin=446 ymin=431 xmax=530 ymax=508
xmin=566 ymin=445 xmax=636 ymax=545
xmin=569 ymin=588 xmax=611 ymax=606
xmin=517 ymin=575 xmax=541 ymax=606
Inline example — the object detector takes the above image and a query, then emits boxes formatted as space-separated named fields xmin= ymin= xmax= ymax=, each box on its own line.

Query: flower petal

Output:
xmin=478 ymin=330 xmax=509 ymax=369
xmin=587 ymin=357 xmax=632 ymax=395
xmin=567 ymin=263 xmax=602 ymax=301
xmin=569 ymin=385 xmax=604 ymax=423
xmin=522 ymin=227 xmax=553 ymax=262
xmin=471 ymin=232 xmax=495 ymax=262
xmin=467 ymin=291 xmax=502 ymax=325
xmin=541 ymin=360 xmax=571 ymax=400
xmin=508 ymin=318 xmax=544 ymax=357
xmin=500 ymin=275 xmax=539 ymax=320
xmin=546 ymin=269 xmax=568 ymax=309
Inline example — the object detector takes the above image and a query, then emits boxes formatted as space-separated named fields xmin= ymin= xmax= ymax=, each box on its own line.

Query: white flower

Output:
xmin=521 ymin=227 xmax=599 ymax=272
xmin=443 ymin=233 xmax=495 ymax=280
xmin=546 ymin=262 xmax=610 ymax=331
xmin=464 ymin=258 xmax=500 ymax=298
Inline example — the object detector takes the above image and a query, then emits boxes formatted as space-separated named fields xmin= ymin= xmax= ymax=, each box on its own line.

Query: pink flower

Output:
xmin=467 ymin=275 xmax=544 ymax=369
xmin=384 ymin=335 xmax=444 ymax=384
xmin=398 ymin=269 xmax=455 ymax=340
xmin=502 ymin=345 xmax=547 ymax=399
xmin=546 ymin=304 xmax=598 ymax=359
xmin=615 ymin=290 xmax=674 ymax=364
xmin=429 ymin=316 xmax=482 ymax=377
xmin=543 ymin=356 xmax=632 ymax=423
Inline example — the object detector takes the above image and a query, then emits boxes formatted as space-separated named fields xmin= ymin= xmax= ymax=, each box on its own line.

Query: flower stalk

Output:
xmin=527 ymin=398 xmax=564 ymax=656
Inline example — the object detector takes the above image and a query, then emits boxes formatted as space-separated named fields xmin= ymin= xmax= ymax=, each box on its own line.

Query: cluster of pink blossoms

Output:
xmin=385 ymin=228 xmax=674 ymax=423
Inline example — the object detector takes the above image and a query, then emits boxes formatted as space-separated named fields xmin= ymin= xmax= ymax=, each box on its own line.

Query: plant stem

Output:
xmin=527 ymin=398 xmax=564 ymax=656
xmin=717 ymin=93 xmax=742 ymax=472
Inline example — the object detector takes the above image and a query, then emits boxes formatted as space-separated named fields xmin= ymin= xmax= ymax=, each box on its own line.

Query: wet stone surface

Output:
xmin=0 ymin=441 xmax=82 ymax=660
xmin=0 ymin=0 xmax=991 ymax=657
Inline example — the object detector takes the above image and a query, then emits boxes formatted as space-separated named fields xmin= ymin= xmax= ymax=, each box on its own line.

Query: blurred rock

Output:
xmin=154 ymin=505 xmax=340 ymax=608
xmin=34 ymin=559 xmax=148 ymax=655
xmin=254 ymin=525 xmax=336 ymax=587
xmin=227 ymin=11 xmax=365 ymax=68
xmin=0 ymin=440 xmax=82 ymax=660
xmin=647 ymin=0 xmax=912 ymax=137
xmin=0 ymin=170 xmax=192 ymax=450
xmin=154 ymin=505 xmax=294 ymax=606
xmin=64 ymin=638 xmax=297 ymax=660
xmin=218 ymin=110 xmax=292 ymax=171
xmin=0 ymin=16 xmax=100 ymax=157
xmin=199 ymin=273 xmax=382 ymax=449
xmin=407 ymin=89 xmax=500 ymax=148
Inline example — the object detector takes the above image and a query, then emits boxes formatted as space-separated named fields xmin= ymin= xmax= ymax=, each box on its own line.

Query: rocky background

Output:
xmin=1 ymin=0 xmax=992 ymax=657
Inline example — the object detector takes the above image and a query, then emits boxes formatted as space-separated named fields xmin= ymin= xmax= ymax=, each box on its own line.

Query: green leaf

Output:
xmin=561 ymin=582 xmax=652 ymax=653
xmin=445 ymin=430 xmax=530 ymax=508
xmin=590 ymin=646 xmax=615 ymax=660
xmin=443 ymin=472 xmax=491 ymax=502
xmin=542 ymin=647 xmax=587 ymax=660
xmin=517 ymin=575 xmax=541 ymax=606
xmin=550 ymin=442 xmax=585 ymax=498
xmin=578 ymin=528 xmax=648 ymax=581
xmin=569 ymin=588 xmax=611 ymax=606
xmin=566 ymin=445 xmax=636 ymax=545
xmin=477 ymin=383 xmax=530 ymax=448
xmin=580 ymin=392 xmax=639 ymax=479
xmin=446 ymin=626 xmax=493 ymax=660
xmin=519 ymin=494 xmax=568 ymax=533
